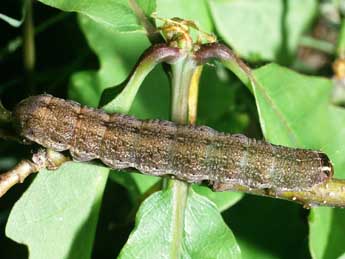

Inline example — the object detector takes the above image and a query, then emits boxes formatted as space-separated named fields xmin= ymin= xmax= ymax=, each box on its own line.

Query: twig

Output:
xmin=226 ymin=179 xmax=345 ymax=208
xmin=0 ymin=149 xmax=69 ymax=198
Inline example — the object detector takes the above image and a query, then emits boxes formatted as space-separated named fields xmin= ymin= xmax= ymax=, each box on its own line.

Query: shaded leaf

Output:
xmin=223 ymin=195 xmax=309 ymax=259
xmin=308 ymin=207 xmax=332 ymax=259
xmin=119 ymin=188 xmax=241 ymax=259
xmin=208 ymin=0 xmax=317 ymax=62
xmin=309 ymin=208 xmax=345 ymax=259
xmin=6 ymin=162 xmax=109 ymax=259
xmin=192 ymin=185 xmax=243 ymax=212
xmin=69 ymin=14 xmax=150 ymax=107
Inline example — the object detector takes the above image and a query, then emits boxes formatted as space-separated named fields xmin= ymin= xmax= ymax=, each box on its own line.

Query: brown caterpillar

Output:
xmin=12 ymin=94 xmax=333 ymax=192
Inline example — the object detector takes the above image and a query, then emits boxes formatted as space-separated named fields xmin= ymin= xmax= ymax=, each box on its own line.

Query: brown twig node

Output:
xmin=0 ymin=149 xmax=69 ymax=198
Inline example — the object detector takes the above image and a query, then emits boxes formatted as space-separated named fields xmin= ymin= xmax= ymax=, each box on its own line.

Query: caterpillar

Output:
xmin=12 ymin=94 xmax=333 ymax=192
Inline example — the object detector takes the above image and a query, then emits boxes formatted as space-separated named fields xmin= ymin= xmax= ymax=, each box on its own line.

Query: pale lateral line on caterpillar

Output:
xmin=13 ymin=94 xmax=333 ymax=192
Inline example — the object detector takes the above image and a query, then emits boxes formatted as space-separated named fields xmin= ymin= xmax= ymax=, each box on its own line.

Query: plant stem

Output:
xmin=23 ymin=0 xmax=35 ymax=93
xmin=128 ymin=0 xmax=162 ymax=44
xmin=194 ymin=43 xmax=254 ymax=91
xmin=171 ymin=58 xmax=196 ymax=123
xmin=169 ymin=179 xmax=188 ymax=258
xmin=227 ymin=178 xmax=345 ymax=208
xmin=0 ymin=149 xmax=69 ymax=198
xmin=299 ymin=36 xmax=335 ymax=55
xmin=101 ymin=44 xmax=181 ymax=113
xmin=337 ymin=18 xmax=345 ymax=57
xmin=168 ymin=56 xmax=198 ymax=258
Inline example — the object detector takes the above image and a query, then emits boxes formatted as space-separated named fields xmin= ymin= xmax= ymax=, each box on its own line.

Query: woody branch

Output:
xmin=0 ymin=149 xmax=69 ymax=198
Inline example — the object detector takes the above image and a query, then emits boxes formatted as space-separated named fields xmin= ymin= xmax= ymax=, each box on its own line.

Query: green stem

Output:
xmin=194 ymin=43 xmax=254 ymax=91
xmin=23 ymin=0 xmax=35 ymax=93
xmin=168 ymin=56 xmax=197 ymax=259
xmin=228 ymin=178 xmax=345 ymax=208
xmin=169 ymin=180 xmax=189 ymax=259
xmin=171 ymin=58 xmax=196 ymax=123
xmin=337 ymin=18 xmax=345 ymax=57
xmin=299 ymin=36 xmax=335 ymax=55
xmin=101 ymin=44 xmax=181 ymax=113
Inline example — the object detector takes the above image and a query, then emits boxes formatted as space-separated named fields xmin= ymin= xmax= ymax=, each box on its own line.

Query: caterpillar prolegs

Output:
xmin=13 ymin=95 xmax=333 ymax=192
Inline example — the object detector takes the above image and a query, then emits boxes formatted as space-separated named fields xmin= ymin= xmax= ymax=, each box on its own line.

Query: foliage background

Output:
xmin=0 ymin=0 xmax=345 ymax=258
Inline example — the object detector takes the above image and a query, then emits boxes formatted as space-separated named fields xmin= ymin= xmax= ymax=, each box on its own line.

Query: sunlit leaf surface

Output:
xmin=252 ymin=64 xmax=345 ymax=259
xmin=208 ymin=0 xmax=317 ymax=62
xmin=6 ymin=163 xmax=109 ymax=259
xmin=119 ymin=188 xmax=241 ymax=259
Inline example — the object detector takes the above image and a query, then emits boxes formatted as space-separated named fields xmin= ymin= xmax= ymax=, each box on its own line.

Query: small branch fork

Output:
xmin=0 ymin=149 xmax=69 ymax=198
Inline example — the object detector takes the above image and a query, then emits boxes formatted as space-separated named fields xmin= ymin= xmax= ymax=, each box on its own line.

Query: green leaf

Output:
xmin=308 ymin=207 xmax=332 ymax=259
xmin=37 ymin=0 xmax=156 ymax=33
xmin=208 ymin=0 xmax=317 ymax=63
xmin=119 ymin=188 xmax=241 ymax=258
xmin=252 ymin=64 xmax=345 ymax=258
xmin=253 ymin=64 xmax=345 ymax=169
xmin=309 ymin=208 xmax=345 ymax=259
xmin=156 ymin=0 xmax=213 ymax=32
xmin=6 ymin=162 xmax=109 ymax=259
xmin=69 ymin=14 xmax=151 ymax=106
